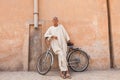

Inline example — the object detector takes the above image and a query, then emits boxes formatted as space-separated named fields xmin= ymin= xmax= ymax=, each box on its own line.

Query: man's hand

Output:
xmin=51 ymin=36 xmax=58 ymax=40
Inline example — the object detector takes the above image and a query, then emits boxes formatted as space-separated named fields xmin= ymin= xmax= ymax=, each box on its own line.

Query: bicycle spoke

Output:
xmin=68 ymin=50 xmax=89 ymax=72
xmin=37 ymin=52 xmax=52 ymax=75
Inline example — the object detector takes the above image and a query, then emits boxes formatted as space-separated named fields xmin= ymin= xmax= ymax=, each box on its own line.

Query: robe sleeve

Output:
xmin=61 ymin=25 xmax=70 ymax=41
xmin=44 ymin=27 xmax=52 ymax=40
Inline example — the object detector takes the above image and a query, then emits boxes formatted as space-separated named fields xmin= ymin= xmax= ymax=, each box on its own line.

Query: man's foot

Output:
xmin=65 ymin=71 xmax=72 ymax=79
xmin=60 ymin=71 xmax=66 ymax=79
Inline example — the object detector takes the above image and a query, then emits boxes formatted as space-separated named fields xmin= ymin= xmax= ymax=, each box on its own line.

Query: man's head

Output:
xmin=52 ymin=17 xmax=59 ymax=26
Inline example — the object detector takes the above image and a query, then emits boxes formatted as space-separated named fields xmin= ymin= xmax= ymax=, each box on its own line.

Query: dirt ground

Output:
xmin=0 ymin=69 xmax=120 ymax=80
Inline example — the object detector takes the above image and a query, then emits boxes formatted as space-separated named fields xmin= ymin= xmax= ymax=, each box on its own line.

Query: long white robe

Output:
xmin=44 ymin=24 xmax=70 ymax=71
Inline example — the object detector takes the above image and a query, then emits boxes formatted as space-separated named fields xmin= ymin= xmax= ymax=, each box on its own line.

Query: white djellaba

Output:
xmin=44 ymin=24 xmax=70 ymax=71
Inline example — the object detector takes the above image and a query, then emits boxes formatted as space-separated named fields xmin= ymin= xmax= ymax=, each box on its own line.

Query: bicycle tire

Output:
xmin=37 ymin=52 xmax=52 ymax=75
xmin=68 ymin=49 xmax=89 ymax=72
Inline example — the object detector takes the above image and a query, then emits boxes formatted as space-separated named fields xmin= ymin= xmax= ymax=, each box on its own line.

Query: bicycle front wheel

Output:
xmin=37 ymin=52 xmax=53 ymax=75
xmin=68 ymin=49 xmax=89 ymax=72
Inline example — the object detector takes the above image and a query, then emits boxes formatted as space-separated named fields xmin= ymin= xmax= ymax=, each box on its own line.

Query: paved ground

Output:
xmin=0 ymin=69 xmax=120 ymax=80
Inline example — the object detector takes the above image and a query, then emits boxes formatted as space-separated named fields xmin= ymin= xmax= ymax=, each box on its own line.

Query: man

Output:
xmin=44 ymin=17 xmax=72 ymax=79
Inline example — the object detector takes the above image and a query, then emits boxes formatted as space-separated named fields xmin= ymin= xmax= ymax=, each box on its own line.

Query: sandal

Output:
xmin=66 ymin=72 xmax=72 ymax=79
xmin=60 ymin=71 xmax=66 ymax=79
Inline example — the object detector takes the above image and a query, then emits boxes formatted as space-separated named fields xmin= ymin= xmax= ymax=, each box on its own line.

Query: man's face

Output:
xmin=52 ymin=17 xmax=58 ymax=25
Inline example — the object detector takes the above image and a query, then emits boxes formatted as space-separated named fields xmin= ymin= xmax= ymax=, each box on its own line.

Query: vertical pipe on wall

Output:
xmin=34 ymin=0 xmax=39 ymax=28
xmin=106 ymin=0 xmax=114 ymax=68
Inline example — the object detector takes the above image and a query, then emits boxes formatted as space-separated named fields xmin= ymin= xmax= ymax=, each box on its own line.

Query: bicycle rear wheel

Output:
xmin=37 ymin=52 xmax=52 ymax=75
xmin=68 ymin=49 xmax=89 ymax=72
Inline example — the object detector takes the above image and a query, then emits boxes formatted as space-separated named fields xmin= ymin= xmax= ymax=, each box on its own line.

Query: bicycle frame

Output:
xmin=46 ymin=45 xmax=81 ymax=67
xmin=66 ymin=46 xmax=80 ymax=60
xmin=46 ymin=47 xmax=54 ymax=66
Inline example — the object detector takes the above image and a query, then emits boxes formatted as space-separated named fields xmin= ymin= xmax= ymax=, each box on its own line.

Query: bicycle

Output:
xmin=37 ymin=45 xmax=89 ymax=75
